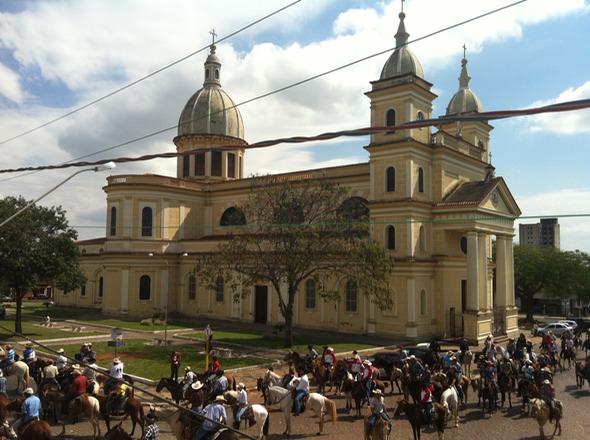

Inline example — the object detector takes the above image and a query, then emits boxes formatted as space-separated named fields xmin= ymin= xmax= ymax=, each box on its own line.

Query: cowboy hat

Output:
xmin=113 ymin=357 xmax=121 ymax=363
xmin=372 ymin=389 xmax=383 ymax=395
xmin=57 ymin=348 xmax=65 ymax=353
xmin=543 ymin=379 xmax=550 ymax=385
xmin=184 ymin=366 xmax=191 ymax=371
xmin=23 ymin=388 xmax=34 ymax=395
xmin=327 ymin=347 xmax=334 ymax=352
xmin=214 ymin=395 xmax=227 ymax=403
xmin=237 ymin=383 xmax=245 ymax=389
xmin=363 ymin=360 xmax=372 ymax=366
xmin=145 ymin=412 xmax=158 ymax=423
xmin=25 ymin=342 xmax=34 ymax=348
xmin=72 ymin=369 xmax=83 ymax=375
xmin=191 ymin=381 xmax=204 ymax=390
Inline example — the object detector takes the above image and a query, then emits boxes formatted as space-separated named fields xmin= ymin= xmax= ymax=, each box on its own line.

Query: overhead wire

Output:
xmin=0 ymin=0 xmax=531 ymax=179
xmin=0 ymin=0 xmax=303 ymax=148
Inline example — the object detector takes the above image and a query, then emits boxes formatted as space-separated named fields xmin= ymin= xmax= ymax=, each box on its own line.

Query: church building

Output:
xmin=60 ymin=11 xmax=521 ymax=344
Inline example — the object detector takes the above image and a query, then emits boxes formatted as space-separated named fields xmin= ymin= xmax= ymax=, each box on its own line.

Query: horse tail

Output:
xmin=263 ymin=412 xmax=270 ymax=436
xmin=326 ymin=398 xmax=337 ymax=424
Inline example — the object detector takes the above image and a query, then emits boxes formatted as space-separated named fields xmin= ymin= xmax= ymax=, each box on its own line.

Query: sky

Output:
xmin=0 ymin=0 xmax=589 ymax=251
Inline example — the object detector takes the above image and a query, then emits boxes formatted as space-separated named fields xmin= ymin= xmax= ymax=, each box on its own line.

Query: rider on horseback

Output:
xmin=361 ymin=360 xmax=374 ymax=399
xmin=349 ymin=351 xmax=363 ymax=379
xmin=366 ymin=389 xmax=391 ymax=435
xmin=23 ymin=342 xmax=36 ymax=368
xmin=321 ymin=347 xmax=337 ymax=385
xmin=419 ymin=380 xmax=434 ymax=426
xmin=483 ymin=360 xmax=498 ymax=396
xmin=429 ymin=338 xmax=441 ymax=354
xmin=540 ymin=379 xmax=556 ymax=422
xmin=459 ymin=338 xmax=470 ymax=364
xmin=518 ymin=359 xmax=535 ymax=396
xmin=0 ymin=344 xmax=15 ymax=370
xmin=11 ymin=388 xmax=40 ymax=439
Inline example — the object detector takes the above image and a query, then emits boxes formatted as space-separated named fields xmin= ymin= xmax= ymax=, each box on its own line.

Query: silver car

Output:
xmin=536 ymin=322 xmax=573 ymax=338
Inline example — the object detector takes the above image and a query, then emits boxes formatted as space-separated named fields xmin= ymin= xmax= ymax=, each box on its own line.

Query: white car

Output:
xmin=536 ymin=322 xmax=573 ymax=338
xmin=558 ymin=320 xmax=578 ymax=330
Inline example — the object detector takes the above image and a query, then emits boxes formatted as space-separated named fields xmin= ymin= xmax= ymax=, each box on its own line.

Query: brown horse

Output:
xmin=561 ymin=346 xmax=576 ymax=369
xmin=342 ymin=376 xmax=367 ymax=417
xmin=16 ymin=420 xmax=52 ymax=440
xmin=364 ymin=414 xmax=391 ymax=440
xmin=104 ymin=423 xmax=133 ymax=440
xmin=96 ymin=394 xmax=145 ymax=437
xmin=59 ymin=394 xmax=101 ymax=439
xmin=498 ymin=374 xmax=513 ymax=408
xmin=393 ymin=398 xmax=447 ymax=440
xmin=575 ymin=360 xmax=590 ymax=388
xmin=312 ymin=359 xmax=331 ymax=394
xmin=471 ymin=377 xmax=497 ymax=415
xmin=156 ymin=377 xmax=196 ymax=404
xmin=283 ymin=351 xmax=311 ymax=373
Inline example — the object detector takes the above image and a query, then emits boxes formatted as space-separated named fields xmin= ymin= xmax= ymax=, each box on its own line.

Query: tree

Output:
xmin=197 ymin=176 xmax=394 ymax=347
xmin=0 ymin=196 xmax=86 ymax=334
xmin=514 ymin=245 xmax=590 ymax=321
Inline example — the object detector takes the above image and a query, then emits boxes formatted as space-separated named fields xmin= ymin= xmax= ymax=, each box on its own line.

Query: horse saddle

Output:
xmin=107 ymin=395 xmax=128 ymax=416
xmin=243 ymin=406 xmax=256 ymax=427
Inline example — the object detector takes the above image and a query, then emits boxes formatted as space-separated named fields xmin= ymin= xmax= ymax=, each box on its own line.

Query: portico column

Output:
xmin=466 ymin=231 xmax=479 ymax=311
xmin=495 ymin=235 xmax=507 ymax=307
xmin=478 ymin=232 xmax=489 ymax=309
xmin=506 ymin=236 xmax=515 ymax=306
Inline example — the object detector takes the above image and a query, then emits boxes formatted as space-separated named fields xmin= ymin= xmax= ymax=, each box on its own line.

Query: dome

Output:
xmin=178 ymin=45 xmax=244 ymax=139
xmin=380 ymin=12 xmax=424 ymax=80
xmin=446 ymin=57 xmax=483 ymax=115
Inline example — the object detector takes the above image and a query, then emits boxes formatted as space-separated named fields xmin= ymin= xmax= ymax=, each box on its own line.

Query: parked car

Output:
xmin=536 ymin=322 xmax=572 ymax=338
xmin=0 ymin=296 xmax=12 ymax=302
xmin=569 ymin=318 xmax=590 ymax=332
xmin=370 ymin=345 xmax=444 ymax=368
xmin=558 ymin=320 xmax=578 ymax=331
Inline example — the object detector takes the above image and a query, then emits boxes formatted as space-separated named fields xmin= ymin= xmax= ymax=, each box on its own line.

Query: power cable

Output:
xmin=0 ymin=96 xmax=588 ymax=174
xmin=0 ymin=0 xmax=530 ymax=180
xmin=0 ymin=0 xmax=303 ymax=148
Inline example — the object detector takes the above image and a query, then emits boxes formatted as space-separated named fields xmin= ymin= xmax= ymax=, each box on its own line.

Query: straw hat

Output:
xmin=57 ymin=348 xmax=65 ymax=354
xmin=214 ymin=395 xmax=227 ymax=403
xmin=372 ymin=389 xmax=383 ymax=395
xmin=237 ymin=383 xmax=245 ymax=389
xmin=23 ymin=388 xmax=34 ymax=395
xmin=543 ymin=379 xmax=550 ymax=385
xmin=113 ymin=357 xmax=121 ymax=363
xmin=191 ymin=381 xmax=204 ymax=390
xmin=72 ymin=369 xmax=83 ymax=375
xmin=363 ymin=360 xmax=372 ymax=366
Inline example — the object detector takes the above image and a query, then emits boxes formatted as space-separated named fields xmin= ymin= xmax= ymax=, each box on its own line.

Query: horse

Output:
xmin=312 ymin=359 xmax=331 ymax=394
xmin=148 ymin=404 xmax=183 ymax=440
xmin=58 ymin=394 xmax=101 ymax=439
xmin=39 ymin=389 xmax=62 ymax=424
xmin=283 ymin=351 xmax=311 ymax=373
xmin=266 ymin=386 xmax=337 ymax=436
xmin=2 ymin=361 xmax=30 ymax=392
xmin=471 ymin=377 xmax=497 ymax=415
xmin=583 ymin=338 xmax=590 ymax=356
xmin=440 ymin=386 xmax=459 ymax=428
xmin=393 ymin=398 xmax=448 ymax=440
xmin=520 ymin=379 xmax=539 ymax=413
xmin=561 ymin=346 xmax=576 ymax=369
xmin=104 ymin=423 xmax=133 ymax=440
xmin=342 ymin=375 xmax=368 ymax=417
xmin=528 ymin=398 xmax=563 ymax=440
xmin=364 ymin=414 xmax=390 ymax=440
xmin=460 ymin=350 xmax=473 ymax=377
xmin=575 ymin=361 xmax=590 ymax=388
xmin=96 ymin=394 xmax=145 ymax=437
xmin=14 ymin=419 xmax=52 ymax=440
xmin=225 ymin=401 xmax=270 ymax=440
xmin=256 ymin=370 xmax=282 ymax=405
xmin=156 ymin=377 xmax=188 ymax=404
xmin=498 ymin=374 xmax=514 ymax=408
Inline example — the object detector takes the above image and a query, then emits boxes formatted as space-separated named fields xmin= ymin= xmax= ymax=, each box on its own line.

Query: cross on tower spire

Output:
xmin=463 ymin=43 xmax=467 ymax=59
xmin=209 ymin=28 xmax=217 ymax=45
xmin=401 ymin=0 xmax=405 ymax=12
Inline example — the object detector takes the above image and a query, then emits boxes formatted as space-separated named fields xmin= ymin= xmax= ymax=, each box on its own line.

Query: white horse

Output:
xmin=440 ymin=386 xmax=459 ymax=428
xmin=2 ymin=361 xmax=30 ymax=392
xmin=529 ymin=398 xmax=563 ymax=440
xmin=60 ymin=394 xmax=101 ymax=439
xmin=223 ymin=390 xmax=270 ymax=440
xmin=226 ymin=403 xmax=269 ymax=440
xmin=267 ymin=386 xmax=337 ymax=435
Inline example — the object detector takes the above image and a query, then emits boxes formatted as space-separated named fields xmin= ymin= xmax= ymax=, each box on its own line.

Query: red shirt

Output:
xmin=210 ymin=360 xmax=221 ymax=374
xmin=69 ymin=375 xmax=89 ymax=395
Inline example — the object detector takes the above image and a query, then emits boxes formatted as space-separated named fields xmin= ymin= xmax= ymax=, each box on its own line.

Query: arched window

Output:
xmin=139 ymin=275 xmax=151 ymax=301
xmin=386 ymin=225 xmax=396 ymax=250
xmin=215 ymin=276 xmax=224 ymax=302
xmin=386 ymin=167 xmax=396 ymax=192
xmin=141 ymin=207 xmax=153 ymax=237
xmin=419 ymin=225 xmax=426 ymax=251
xmin=305 ymin=279 xmax=316 ymax=309
xmin=81 ymin=284 xmax=86 ymax=297
xmin=420 ymin=289 xmax=427 ymax=315
xmin=418 ymin=167 xmax=425 ymax=193
xmin=220 ymin=207 xmax=247 ymax=227
xmin=188 ymin=275 xmax=197 ymax=300
xmin=345 ymin=280 xmax=358 ymax=312
xmin=110 ymin=207 xmax=117 ymax=236
xmin=386 ymin=109 xmax=396 ymax=132
xmin=98 ymin=276 xmax=104 ymax=298
xmin=183 ymin=155 xmax=190 ymax=177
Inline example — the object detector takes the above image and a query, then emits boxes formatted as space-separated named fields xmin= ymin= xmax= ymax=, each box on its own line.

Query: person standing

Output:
xmin=170 ymin=351 xmax=181 ymax=382
xmin=192 ymin=395 xmax=228 ymax=440
xmin=292 ymin=367 xmax=309 ymax=416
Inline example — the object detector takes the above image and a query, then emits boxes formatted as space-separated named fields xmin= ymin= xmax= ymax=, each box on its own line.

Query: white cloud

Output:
xmin=0 ymin=63 xmax=24 ymax=103
xmin=526 ymin=81 xmax=590 ymax=135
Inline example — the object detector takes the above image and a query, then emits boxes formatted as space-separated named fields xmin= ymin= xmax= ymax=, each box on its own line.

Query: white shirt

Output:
xmin=237 ymin=388 xmax=248 ymax=406
xmin=184 ymin=370 xmax=196 ymax=383
xmin=110 ymin=362 xmax=124 ymax=379
xmin=370 ymin=396 xmax=385 ymax=414
xmin=295 ymin=374 xmax=309 ymax=393
xmin=56 ymin=355 xmax=67 ymax=369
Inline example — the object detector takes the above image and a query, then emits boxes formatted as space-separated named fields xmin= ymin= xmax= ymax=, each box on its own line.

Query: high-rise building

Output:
xmin=519 ymin=218 xmax=560 ymax=249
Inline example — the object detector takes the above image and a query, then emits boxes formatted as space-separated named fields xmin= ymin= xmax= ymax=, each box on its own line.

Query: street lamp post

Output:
xmin=148 ymin=252 xmax=169 ymax=345
xmin=0 ymin=162 xmax=116 ymax=228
